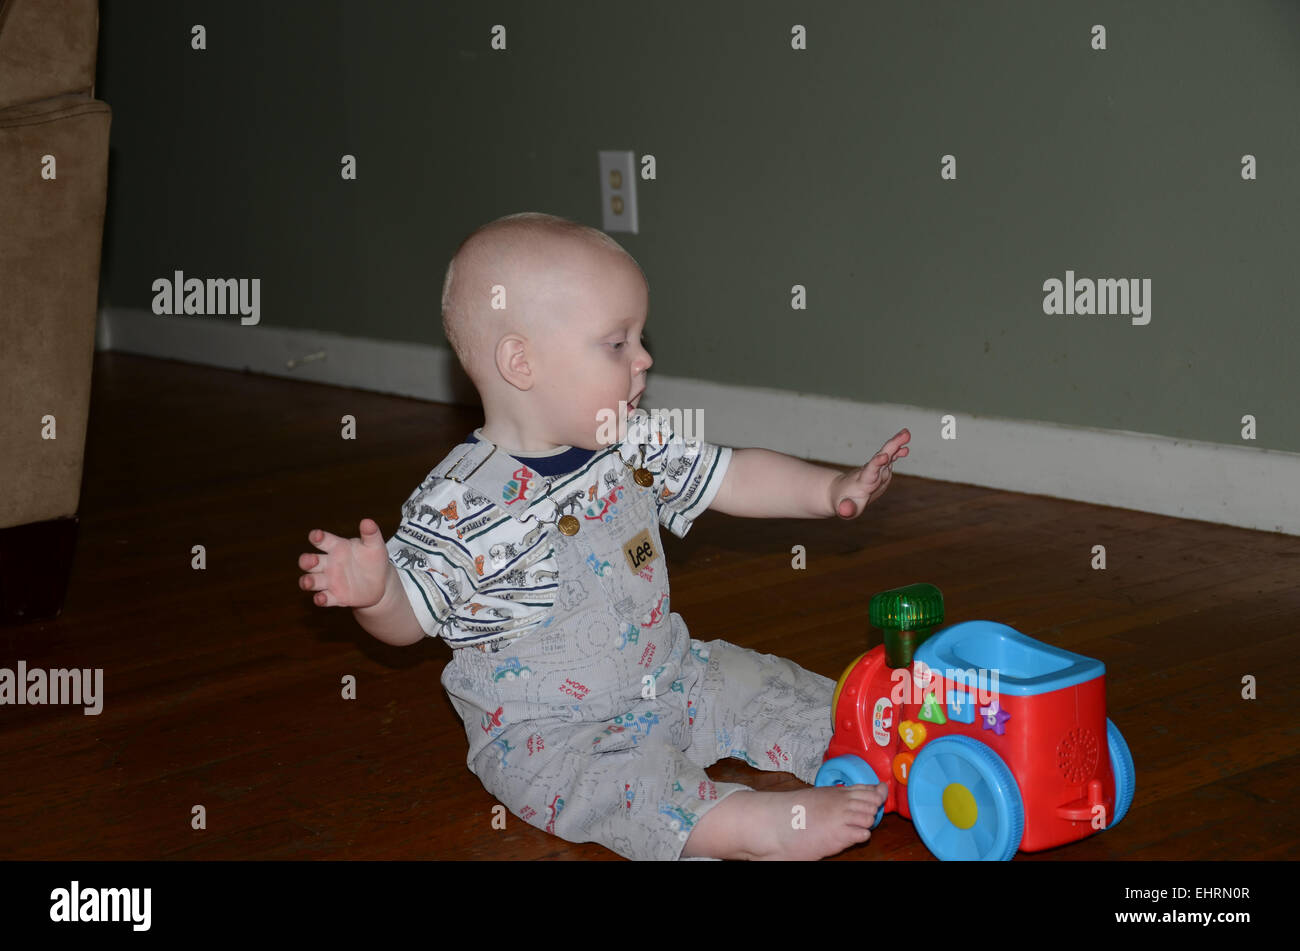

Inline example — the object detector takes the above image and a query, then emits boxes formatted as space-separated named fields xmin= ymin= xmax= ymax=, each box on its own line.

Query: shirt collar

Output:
xmin=464 ymin=429 xmax=598 ymax=477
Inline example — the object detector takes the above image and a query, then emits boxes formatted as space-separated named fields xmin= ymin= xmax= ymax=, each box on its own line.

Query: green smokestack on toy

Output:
xmin=870 ymin=583 xmax=945 ymax=669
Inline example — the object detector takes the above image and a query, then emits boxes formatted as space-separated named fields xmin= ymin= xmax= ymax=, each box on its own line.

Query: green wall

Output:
xmin=96 ymin=0 xmax=1300 ymax=451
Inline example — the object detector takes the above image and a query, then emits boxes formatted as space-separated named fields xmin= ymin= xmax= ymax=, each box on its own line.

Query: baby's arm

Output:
xmin=352 ymin=562 xmax=425 ymax=646
xmin=298 ymin=519 xmax=425 ymax=646
xmin=709 ymin=429 xmax=910 ymax=520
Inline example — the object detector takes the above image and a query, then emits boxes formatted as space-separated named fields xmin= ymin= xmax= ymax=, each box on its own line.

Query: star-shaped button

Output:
xmin=980 ymin=701 xmax=1010 ymax=735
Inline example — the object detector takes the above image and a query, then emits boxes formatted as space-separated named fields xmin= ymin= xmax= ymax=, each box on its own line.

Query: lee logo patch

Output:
xmin=622 ymin=528 xmax=658 ymax=574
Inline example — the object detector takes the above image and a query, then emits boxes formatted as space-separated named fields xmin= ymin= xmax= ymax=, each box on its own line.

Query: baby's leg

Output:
xmin=681 ymin=783 xmax=888 ymax=860
xmin=470 ymin=715 xmax=755 ymax=861
xmin=678 ymin=638 xmax=889 ymax=859
xmin=681 ymin=638 xmax=835 ymax=783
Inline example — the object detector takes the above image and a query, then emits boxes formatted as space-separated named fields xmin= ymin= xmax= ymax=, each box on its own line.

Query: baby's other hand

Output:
xmin=832 ymin=429 xmax=909 ymax=518
xmin=298 ymin=518 xmax=391 ymax=608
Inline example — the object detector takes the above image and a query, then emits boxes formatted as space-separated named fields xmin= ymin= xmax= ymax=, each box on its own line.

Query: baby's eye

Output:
xmin=610 ymin=341 xmax=626 ymax=351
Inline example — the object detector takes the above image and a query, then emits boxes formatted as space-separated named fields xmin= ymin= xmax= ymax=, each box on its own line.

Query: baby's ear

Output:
xmin=495 ymin=335 xmax=535 ymax=389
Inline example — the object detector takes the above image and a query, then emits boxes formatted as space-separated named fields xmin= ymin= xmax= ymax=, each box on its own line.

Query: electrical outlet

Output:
xmin=598 ymin=150 xmax=638 ymax=233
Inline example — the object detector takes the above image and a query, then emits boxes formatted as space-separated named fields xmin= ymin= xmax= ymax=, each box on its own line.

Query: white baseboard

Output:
xmin=97 ymin=306 xmax=1300 ymax=536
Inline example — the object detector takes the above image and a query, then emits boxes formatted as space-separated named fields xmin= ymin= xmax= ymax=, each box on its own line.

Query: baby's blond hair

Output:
xmin=440 ymin=212 xmax=643 ymax=386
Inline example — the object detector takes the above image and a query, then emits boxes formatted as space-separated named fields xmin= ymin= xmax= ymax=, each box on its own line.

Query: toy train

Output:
xmin=815 ymin=583 xmax=1135 ymax=860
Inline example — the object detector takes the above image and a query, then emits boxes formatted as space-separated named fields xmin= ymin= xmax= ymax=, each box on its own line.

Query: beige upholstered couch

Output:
xmin=0 ymin=0 xmax=111 ymax=623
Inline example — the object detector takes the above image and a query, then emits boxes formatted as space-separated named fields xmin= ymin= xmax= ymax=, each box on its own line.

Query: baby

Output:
xmin=298 ymin=212 xmax=909 ymax=860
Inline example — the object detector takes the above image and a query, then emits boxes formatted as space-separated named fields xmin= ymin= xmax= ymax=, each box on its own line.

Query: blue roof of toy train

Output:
xmin=914 ymin=620 xmax=1104 ymax=696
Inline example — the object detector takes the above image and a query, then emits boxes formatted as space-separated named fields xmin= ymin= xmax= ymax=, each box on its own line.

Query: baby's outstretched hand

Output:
xmin=832 ymin=429 xmax=910 ymax=518
xmin=298 ymin=518 xmax=391 ymax=608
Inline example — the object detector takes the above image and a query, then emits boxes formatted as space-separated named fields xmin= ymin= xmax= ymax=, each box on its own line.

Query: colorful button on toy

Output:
xmin=919 ymin=691 xmax=947 ymax=724
xmin=892 ymin=752 xmax=915 ymax=785
xmin=980 ymin=701 xmax=1010 ymax=735
xmin=899 ymin=720 xmax=927 ymax=750
xmin=947 ymin=688 xmax=975 ymax=724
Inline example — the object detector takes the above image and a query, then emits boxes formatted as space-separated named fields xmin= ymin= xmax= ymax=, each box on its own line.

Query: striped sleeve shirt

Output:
xmin=386 ymin=408 xmax=731 ymax=647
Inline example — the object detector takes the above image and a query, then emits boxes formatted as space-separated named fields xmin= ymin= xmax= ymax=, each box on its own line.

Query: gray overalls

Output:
xmin=426 ymin=432 xmax=835 ymax=860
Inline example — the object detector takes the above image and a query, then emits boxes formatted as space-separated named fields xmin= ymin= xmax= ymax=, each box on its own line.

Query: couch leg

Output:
xmin=0 ymin=516 xmax=79 ymax=625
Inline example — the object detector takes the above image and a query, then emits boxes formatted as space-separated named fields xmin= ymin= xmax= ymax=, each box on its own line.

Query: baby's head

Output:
xmin=441 ymin=212 xmax=653 ymax=453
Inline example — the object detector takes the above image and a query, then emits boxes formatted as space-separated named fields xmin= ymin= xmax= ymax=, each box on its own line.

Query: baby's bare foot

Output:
xmin=683 ymin=783 xmax=887 ymax=860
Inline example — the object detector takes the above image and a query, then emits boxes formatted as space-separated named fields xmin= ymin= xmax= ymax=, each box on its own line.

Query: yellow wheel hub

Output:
xmin=942 ymin=783 xmax=978 ymax=829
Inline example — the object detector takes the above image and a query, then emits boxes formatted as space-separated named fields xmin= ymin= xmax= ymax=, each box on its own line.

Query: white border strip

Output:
xmin=98 ymin=307 xmax=1300 ymax=536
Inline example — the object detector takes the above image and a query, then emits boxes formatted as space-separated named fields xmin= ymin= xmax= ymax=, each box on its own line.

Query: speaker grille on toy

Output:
xmin=1057 ymin=727 xmax=1099 ymax=784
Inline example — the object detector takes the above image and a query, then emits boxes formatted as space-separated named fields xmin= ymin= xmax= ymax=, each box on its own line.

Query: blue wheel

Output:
xmin=908 ymin=735 xmax=1024 ymax=861
xmin=814 ymin=754 xmax=885 ymax=828
xmin=1106 ymin=718 xmax=1135 ymax=829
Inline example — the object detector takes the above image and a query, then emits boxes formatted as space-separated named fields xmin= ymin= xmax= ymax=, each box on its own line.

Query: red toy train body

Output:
xmin=816 ymin=584 xmax=1135 ymax=860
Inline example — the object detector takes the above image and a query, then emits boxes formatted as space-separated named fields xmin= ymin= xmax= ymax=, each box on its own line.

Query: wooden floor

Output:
xmin=2 ymin=351 xmax=1297 ymax=861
